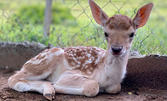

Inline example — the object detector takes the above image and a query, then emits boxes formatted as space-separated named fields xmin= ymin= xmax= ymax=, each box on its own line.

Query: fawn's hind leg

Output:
xmin=8 ymin=69 xmax=55 ymax=100
xmin=53 ymin=70 xmax=99 ymax=97
xmin=8 ymin=48 xmax=66 ymax=100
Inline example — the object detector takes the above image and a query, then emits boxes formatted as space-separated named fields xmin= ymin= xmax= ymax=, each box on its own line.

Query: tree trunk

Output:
xmin=43 ymin=0 xmax=52 ymax=37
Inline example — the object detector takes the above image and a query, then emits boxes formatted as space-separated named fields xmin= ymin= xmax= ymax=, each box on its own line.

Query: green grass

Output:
xmin=0 ymin=0 xmax=167 ymax=55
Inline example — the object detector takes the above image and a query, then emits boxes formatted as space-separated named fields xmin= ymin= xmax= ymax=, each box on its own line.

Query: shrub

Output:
xmin=12 ymin=3 xmax=76 ymax=25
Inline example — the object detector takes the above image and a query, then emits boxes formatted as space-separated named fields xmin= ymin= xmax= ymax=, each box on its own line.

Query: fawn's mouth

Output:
xmin=110 ymin=46 xmax=124 ymax=56
xmin=111 ymin=49 xmax=126 ymax=57
xmin=112 ymin=51 xmax=122 ymax=56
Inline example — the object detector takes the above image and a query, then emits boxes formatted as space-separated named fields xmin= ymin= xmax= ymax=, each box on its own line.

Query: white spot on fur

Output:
xmin=95 ymin=56 xmax=100 ymax=65
xmin=82 ymin=58 xmax=93 ymax=67
xmin=72 ymin=56 xmax=81 ymax=65
xmin=39 ymin=52 xmax=47 ymax=58
xmin=85 ymin=65 xmax=88 ymax=69
xmin=55 ymin=49 xmax=64 ymax=56
xmin=27 ymin=57 xmax=46 ymax=65
xmin=87 ymin=53 xmax=91 ymax=58
xmin=76 ymin=64 xmax=80 ymax=68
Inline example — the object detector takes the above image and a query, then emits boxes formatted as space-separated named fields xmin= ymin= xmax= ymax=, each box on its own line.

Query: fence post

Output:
xmin=43 ymin=0 xmax=52 ymax=37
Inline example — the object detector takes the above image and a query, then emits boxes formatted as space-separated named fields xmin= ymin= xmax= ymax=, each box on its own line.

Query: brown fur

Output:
xmin=23 ymin=48 xmax=64 ymax=75
xmin=64 ymin=47 xmax=105 ymax=75
xmin=106 ymin=15 xmax=133 ymax=30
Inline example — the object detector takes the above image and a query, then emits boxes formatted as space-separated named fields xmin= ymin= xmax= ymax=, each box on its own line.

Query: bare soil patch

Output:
xmin=1 ymin=56 xmax=167 ymax=101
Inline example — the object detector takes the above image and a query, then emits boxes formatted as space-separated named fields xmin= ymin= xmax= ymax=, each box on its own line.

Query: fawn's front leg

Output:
xmin=53 ymin=70 xmax=99 ymax=97
xmin=105 ymin=84 xmax=121 ymax=94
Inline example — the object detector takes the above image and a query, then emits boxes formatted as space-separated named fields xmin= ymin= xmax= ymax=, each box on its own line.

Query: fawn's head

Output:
xmin=89 ymin=0 xmax=153 ymax=57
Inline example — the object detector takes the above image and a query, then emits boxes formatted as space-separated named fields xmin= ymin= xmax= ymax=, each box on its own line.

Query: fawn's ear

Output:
xmin=133 ymin=3 xmax=153 ymax=29
xmin=89 ymin=0 xmax=108 ymax=26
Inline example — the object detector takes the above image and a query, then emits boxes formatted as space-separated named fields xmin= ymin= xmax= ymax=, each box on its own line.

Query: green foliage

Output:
xmin=13 ymin=3 xmax=75 ymax=25
xmin=0 ymin=2 xmax=78 ymax=46
xmin=0 ymin=0 xmax=167 ymax=55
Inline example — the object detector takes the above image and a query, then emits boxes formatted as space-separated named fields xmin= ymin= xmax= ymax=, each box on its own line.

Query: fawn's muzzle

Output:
xmin=111 ymin=46 xmax=123 ymax=55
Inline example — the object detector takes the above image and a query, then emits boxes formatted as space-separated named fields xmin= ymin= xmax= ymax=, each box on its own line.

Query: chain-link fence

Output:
xmin=0 ymin=0 xmax=167 ymax=55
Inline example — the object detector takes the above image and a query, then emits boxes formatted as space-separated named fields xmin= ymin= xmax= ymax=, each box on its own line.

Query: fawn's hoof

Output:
xmin=44 ymin=93 xmax=55 ymax=101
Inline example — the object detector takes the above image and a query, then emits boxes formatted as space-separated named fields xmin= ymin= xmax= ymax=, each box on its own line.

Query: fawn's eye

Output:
xmin=104 ymin=32 xmax=109 ymax=37
xmin=129 ymin=32 xmax=135 ymax=38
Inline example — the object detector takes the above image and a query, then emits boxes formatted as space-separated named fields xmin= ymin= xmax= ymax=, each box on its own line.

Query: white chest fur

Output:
xmin=94 ymin=55 xmax=128 ymax=88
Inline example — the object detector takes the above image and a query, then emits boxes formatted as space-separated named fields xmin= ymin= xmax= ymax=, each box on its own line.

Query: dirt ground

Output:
xmin=0 ymin=69 xmax=167 ymax=101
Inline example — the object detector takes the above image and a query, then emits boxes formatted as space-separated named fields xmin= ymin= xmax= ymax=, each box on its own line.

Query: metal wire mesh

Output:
xmin=0 ymin=0 xmax=167 ymax=55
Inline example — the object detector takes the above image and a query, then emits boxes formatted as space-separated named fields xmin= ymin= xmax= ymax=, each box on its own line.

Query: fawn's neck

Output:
xmin=93 ymin=50 xmax=129 ymax=86
xmin=104 ymin=50 xmax=129 ymax=76
xmin=104 ymin=50 xmax=129 ymax=66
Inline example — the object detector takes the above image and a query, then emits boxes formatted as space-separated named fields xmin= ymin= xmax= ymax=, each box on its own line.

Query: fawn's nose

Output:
xmin=111 ymin=46 xmax=123 ymax=55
